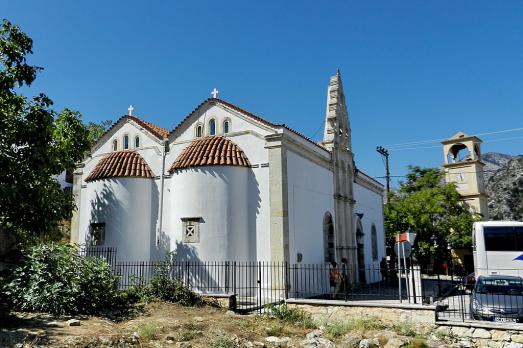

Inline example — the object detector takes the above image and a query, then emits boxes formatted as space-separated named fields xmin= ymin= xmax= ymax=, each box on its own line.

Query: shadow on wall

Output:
xmin=189 ymin=167 xmax=261 ymax=261
xmin=247 ymin=169 xmax=261 ymax=260
xmin=154 ymin=229 xmax=171 ymax=261
xmin=175 ymin=241 xmax=222 ymax=293
xmin=149 ymin=181 xmax=164 ymax=261
xmin=89 ymin=182 xmax=121 ymax=246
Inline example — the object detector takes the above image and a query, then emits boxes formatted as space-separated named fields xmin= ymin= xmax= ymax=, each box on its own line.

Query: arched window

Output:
xmin=134 ymin=136 xmax=140 ymax=148
xmin=223 ymin=119 xmax=231 ymax=134
xmin=123 ymin=135 xmax=129 ymax=150
xmin=323 ymin=212 xmax=335 ymax=262
xmin=196 ymin=124 xmax=203 ymax=138
xmin=371 ymin=224 xmax=378 ymax=261
xmin=209 ymin=119 xmax=216 ymax=136
xmin=112 ymin=139 xmax=118 ymax=151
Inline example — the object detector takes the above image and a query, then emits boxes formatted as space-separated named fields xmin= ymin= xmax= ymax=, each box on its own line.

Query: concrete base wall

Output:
xmin=286 ymin=302 xmax=434 ymax=333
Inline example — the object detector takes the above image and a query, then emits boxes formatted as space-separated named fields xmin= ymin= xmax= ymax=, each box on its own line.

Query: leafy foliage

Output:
xmin=135 ymin=322 xmax=158 ymax=341
xmin=86 ymin=120 xmax=112 ymax=146
xmin=3 ymin=243 xmax=121 ymax=315
xmin=265 ymin=303 xmax=316 ymax=328
xmin=211 ymin=336 xmax=238 ymax=348
xmin=0 ymin=19 xmax=91 ymax=240
xmin=384 ymin=166 xmax=479 ymax=265
xmin=123 ymin=253 xmax=201 ymax=306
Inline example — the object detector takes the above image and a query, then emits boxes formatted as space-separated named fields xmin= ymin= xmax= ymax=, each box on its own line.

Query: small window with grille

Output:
xmin=182 ymin=218 xmax=201 ymax=243
xmin=89 ymin=222 xmax=106 ymax=246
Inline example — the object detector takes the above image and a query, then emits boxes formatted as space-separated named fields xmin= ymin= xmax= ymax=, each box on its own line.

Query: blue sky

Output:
xmin=4 ymin=1 xmax=523 ymax=187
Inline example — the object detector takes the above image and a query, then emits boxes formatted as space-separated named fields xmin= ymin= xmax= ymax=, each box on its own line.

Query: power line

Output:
xmin=373 ymin=166 xmax=523 ymax=179
xmin=388 ymin=135 xmax=523 ymax=151
xmin=384 ymin=126 xmax=523 ymax=149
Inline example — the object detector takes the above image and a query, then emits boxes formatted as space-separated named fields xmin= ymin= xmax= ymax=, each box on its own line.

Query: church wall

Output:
xmin=168 ymin=166 xmax=252 ymax=262
xmin=166 ymin=128 xmax=272 ymax=262
xmin=94 ymin=121 xmax=162 ymax=156
xmin=353 ymin=182 xmax=386 ymax=283
xmin=172 ymin=104 xmax=274 ymax=144
xmin=286 ymin=150 xmax=335 ymax=265
xmin=79 ymin=178 xmax=155 ymax=261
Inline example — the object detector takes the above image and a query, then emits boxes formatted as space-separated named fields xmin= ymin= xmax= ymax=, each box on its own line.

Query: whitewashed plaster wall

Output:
xmin=171 ymin=104 xmax=274 ymax=143
xmin=168 ymin=166 xmax=251 ymax=261
xmin=164 ymin=105 xmax=275 ymax=261
xmin=94 ymin=121 xmax=163 ymax=158
xmin=56 ymin=171 xmax=72 ymax=190
xmin=353 ymin=181 xmax=385 ymax=283
xmin=286 ymin=150 xmax=335 ymax=265
xmin=79 ymin=178 xmax=154 ymax=261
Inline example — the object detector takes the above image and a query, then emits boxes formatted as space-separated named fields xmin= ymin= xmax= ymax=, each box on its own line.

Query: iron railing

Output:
xmin=80 ymin=248 xmax=523 ymax=320
xmin=78 ymin=245 xmax=117 ymax=268
xmin=435 ymin=268 xmax=523 ymax=324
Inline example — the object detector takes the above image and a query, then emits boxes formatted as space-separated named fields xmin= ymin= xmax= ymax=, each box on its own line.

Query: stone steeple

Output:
xmin=322 ymin=71 xmax=358 ymax=282
xmin=323 ymin=70 xmax=351 ymax=151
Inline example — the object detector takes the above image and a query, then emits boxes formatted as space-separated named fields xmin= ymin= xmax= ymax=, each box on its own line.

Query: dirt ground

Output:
xmin=0 ymin=302 xmax=314 ymax=347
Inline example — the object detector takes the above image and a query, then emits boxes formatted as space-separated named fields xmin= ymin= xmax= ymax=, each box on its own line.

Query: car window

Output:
xmin=476 ymin=278 xmax=523 ymax=295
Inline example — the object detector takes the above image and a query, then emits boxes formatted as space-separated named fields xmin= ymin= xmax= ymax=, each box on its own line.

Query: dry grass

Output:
xmin=1 ymin=302 xmax=431 ymax=348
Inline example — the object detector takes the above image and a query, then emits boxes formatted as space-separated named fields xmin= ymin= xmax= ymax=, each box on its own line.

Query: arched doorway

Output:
xmin=323 ymin=212 xmax=335 ymax=263
xmin=356 ymin=219 xmax=366 ymax=284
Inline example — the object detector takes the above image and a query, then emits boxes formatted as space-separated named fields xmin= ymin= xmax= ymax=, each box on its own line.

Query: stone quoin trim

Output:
xmin=169 ymin=136 xmax=251 ymax=172
xmin=85 ymin=150 xmax=155 ymax=182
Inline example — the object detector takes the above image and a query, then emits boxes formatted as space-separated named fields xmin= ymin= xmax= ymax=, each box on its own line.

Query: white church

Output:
xmin=71 ymin=72 xmax=386 ymax=284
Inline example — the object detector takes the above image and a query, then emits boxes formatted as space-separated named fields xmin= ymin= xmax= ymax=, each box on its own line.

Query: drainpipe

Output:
xmin=157 ymin=138 xmax=168 ymax=247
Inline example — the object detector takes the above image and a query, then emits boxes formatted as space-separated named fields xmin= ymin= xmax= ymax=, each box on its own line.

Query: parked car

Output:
xmin=470 ymin=275 xmax=523 ymax=323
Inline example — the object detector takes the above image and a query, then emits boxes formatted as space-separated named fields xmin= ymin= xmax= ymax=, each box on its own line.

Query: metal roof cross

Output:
xmin=211 ymin=88 xmax=219 ymax=99
xmin=128 ymin=105 xmax=134 ymax=116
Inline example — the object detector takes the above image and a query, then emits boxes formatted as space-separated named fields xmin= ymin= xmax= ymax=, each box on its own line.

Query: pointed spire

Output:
xmin=322 ymin=70 xmax=351 ymax=151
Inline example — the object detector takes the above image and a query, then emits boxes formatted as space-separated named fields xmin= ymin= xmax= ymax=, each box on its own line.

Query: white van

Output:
xmin=473 ymin=221 xmax=523 ymax=277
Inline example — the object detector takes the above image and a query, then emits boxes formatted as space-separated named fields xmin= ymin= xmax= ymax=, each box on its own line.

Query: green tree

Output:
xmin=86 ymin=119 xmax=112 ymax=146
xmin=0 ymin=19 xmax=90 ymax=241
xmin=384 ymin=166 xmax=479 ymax=266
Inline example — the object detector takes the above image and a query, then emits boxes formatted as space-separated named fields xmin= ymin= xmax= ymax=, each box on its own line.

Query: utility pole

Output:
xmin=376 ymin=146 xmax=390 ymax=194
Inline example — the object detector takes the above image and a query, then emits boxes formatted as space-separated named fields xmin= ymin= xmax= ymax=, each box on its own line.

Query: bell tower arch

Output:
xmin=442 ymin=132 xmax=488 ymax=219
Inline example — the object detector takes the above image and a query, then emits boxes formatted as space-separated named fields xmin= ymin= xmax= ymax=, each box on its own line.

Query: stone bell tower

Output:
xmin=442 ymin=132 xmax=489 ymax=219
xmin=322 ymin=70 xmax=358 ymax=280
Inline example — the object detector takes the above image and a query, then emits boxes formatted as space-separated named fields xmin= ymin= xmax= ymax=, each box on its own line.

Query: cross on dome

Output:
xmin=128 ymin=105 xmax=134 ymax=116
xmin=211 ymin=88 xmax=219 ymax=99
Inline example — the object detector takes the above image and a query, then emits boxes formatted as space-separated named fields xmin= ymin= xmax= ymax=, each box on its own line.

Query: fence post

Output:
xmin=233 ymin=261 xmax=237 ymax=295
xmin=258 ymin=261 xmax=262 ymax=312
xmin=185 ymin=261 xmax=190 ymax=288
xmin=284 ymin=261 xmax=289 ymax=300
xmin=225 ymin=261 xmax=230 ymax=294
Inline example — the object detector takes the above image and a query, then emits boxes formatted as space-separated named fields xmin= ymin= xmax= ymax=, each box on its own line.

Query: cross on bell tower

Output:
xmin=128 ymin=105 xmax=134 ymax=116
xmin=211 ymin=88 xmax=219 ymax=99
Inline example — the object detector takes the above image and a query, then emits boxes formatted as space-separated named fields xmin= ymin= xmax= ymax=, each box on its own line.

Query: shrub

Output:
xmin=265 ymin=303 xmax=316 ymax=328
xmin=147 ymin=253 xmax=201 ymax=306
xmin=324 ymin=321 xmax=351 ymax=338
xmin=3 ymin=243 xmax=121 ymax=315
xmin=392 ymin=322 xmax=418 ymax=337
xmin=136 ymin=322 xmax=157 ymax=341
xmin=211 ymin=336 xmax=238 ymax=348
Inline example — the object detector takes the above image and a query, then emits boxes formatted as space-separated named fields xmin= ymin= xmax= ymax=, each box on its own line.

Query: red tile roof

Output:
xmin=85 ymin=151 xmax=155 ymax=182
xmin=93 ymin=115 xmax=169 ymax=149
xmin=127 ymin=116 xmax=170 ymax=139
xmin=169 ymin=136 xmax=250 ymax=172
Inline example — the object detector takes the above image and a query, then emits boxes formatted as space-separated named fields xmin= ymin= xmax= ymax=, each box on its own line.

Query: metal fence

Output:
xmin=113 ymin=260 xmax=288 ymax=312
xmin=435 ymin=268 xmax=523 ymax=324
xmin=79 ymin=248 xmax=490 ymax=315
xmin=78 ymin=246 xmax=117 ymax=268
xmin=109 ymin=258 xmax=447 ymax=312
